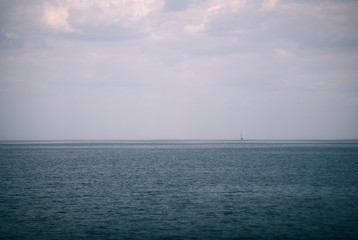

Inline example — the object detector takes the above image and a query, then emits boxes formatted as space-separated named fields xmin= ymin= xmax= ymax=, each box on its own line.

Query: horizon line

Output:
xmin=1 ymin=138 xmax=358 ymax=142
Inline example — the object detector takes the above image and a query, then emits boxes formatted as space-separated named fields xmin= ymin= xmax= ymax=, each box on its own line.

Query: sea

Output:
xmin=0 ymin=140 xmax=357 ymax=240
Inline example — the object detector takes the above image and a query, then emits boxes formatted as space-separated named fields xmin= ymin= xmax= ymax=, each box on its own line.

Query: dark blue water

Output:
xmin=1 ymin=140 xmax=358 ymax=239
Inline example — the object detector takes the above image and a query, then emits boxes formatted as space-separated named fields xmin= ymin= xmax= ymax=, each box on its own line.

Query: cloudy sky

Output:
xmin=0 ymin=0 xmax=357 ymax=140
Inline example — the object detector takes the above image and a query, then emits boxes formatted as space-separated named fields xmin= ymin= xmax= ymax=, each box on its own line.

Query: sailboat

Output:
xmin=241 ymin=132 xmax=244 ymax=141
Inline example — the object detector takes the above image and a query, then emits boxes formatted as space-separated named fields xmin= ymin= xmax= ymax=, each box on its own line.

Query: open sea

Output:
xmin=0 ymin=140 xmax=358 ymax=240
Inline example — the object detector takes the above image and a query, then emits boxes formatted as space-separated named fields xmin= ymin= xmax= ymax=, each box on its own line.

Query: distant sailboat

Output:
xmin=241 ymin=132 xmax=244 ymax=141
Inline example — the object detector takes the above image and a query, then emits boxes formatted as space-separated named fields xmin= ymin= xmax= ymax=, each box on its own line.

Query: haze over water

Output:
xmin=1 ymin=140 xmax=358 ymax=239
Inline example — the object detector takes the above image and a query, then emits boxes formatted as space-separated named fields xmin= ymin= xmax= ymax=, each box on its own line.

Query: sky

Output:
xmin=0 ymin=0 xmax=358 ymax=140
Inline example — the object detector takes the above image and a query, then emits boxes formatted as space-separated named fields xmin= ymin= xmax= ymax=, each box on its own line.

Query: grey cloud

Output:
xmin=273 ymin=2 xmax=358 ymax=47
xmin=163 ymin=0 xmax=191 ymax=12
xmin=1 ymin=0 xmax=358 ymax=140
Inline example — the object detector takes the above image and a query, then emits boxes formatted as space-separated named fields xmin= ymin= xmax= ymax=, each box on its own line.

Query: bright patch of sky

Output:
xmin=1 ymin=0 xmax=358 ymax=140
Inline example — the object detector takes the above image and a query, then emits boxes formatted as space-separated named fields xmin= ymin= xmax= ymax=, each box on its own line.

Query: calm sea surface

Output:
xmin=1 ymin=140 xmax=358 ymax=239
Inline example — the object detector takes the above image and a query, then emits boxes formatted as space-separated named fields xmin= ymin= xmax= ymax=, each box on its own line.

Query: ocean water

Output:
xmin=0 ymin=140 xmax=358 ymax=240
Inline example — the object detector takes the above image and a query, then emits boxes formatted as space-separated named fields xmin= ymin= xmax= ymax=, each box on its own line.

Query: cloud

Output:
xmin=262 ymin=0 xmax=278 ymax=10
xmin=267 ymin=1 xmax=358 ymax=47
xmin=184 ymin=24 xmax=205 ymax=34
xmin=43 ymin=3 xmax=75 ymax=32
xmin=1 ymin=0 xmax=358 ymax=139
xmin=163 ymin=0 xmax=191 ymax=12
xmin=42 ymin=0 xmax=165 ymax=36
xmin=275 ymin=48 xmax=291 ymax=57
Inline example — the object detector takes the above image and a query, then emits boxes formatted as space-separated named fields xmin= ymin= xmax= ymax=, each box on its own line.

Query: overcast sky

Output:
xmin=0 ymin=0 xmax=357 ymax=140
